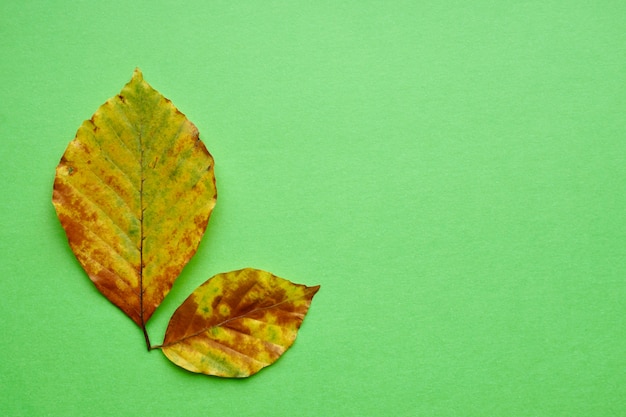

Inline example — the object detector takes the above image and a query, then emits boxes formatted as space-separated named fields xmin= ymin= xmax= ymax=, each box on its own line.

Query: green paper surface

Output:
xmin=1 ymin=1 xmax=625 ymax=416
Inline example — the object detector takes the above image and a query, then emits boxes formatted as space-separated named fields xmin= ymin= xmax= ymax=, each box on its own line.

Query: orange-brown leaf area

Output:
xmin=161 ymin=268 xmax=320 ymax=377
xmin=52 ymin=69 xmax=217 ymax=327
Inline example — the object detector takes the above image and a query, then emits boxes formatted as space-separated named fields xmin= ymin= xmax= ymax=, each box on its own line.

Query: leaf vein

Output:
xmin=203 ymin=338 xmax=268 ymax=366
xmin=163 ymin=298 xmax=301 ymax=348
xmin=83 ymin=252 xmax=142 ymax=304
xmin=64 ymin=180 xmax=141 ymax=258
xmin=97 ymin=111 xmax=141 ymax=166
xmin=78 ymin=161 xmax=140 ymax=229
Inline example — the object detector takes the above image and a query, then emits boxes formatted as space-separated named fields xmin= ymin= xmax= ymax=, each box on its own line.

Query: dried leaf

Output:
xmin=52 ymin=69 xmax=217 ymax=331
xmin=53 ymin=70 xmax=320 ymax=377
xmin=160 ymin=268 xmax=320 ymax=377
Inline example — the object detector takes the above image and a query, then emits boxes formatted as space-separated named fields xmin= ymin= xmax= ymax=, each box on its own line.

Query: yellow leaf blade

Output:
xmin=52 ymin=69 xmax=217 ymax=327
xmin=161 ymin=268 xmax=320 ymax=377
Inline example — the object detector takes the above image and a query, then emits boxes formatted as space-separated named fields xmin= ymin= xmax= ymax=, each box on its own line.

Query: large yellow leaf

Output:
xmin=160 ymin=268 xmax=320 ymax=377
xmin=52 ymin=69 xmax=217 ymax=333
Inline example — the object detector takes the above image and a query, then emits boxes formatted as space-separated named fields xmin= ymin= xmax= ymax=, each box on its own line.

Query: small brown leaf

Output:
xmin=52 ymin=69 xmax=217 ymax=334
xmin=160 ymin=268 xmax=320 ymax=377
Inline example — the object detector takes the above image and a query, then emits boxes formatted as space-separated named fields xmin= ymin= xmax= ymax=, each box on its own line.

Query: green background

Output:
xmin=1 ymin=1 xmax=625 ymax=415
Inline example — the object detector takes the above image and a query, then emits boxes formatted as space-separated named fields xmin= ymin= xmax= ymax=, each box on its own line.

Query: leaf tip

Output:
xmin=307 ymin=284 xmax=321 ymax=297
xmin=132 ymin=67 xmax=144 ymax=82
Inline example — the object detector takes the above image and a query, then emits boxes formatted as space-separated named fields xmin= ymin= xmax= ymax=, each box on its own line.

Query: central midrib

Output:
xmin=140 ymin=137 xmax=144 ymax=326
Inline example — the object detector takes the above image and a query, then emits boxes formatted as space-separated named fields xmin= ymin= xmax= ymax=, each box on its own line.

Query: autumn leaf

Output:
xmin=52 ymin=69 xmax=217 ymax=345
xmin=160 ymin=268 xmax=320 ymax=377
xmin=53 ymin=69 xmax=320 ymax=377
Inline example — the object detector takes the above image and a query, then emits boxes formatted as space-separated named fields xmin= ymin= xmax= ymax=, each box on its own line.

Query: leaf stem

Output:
xmin=142 ymin=325 xmax=153 ymax=351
